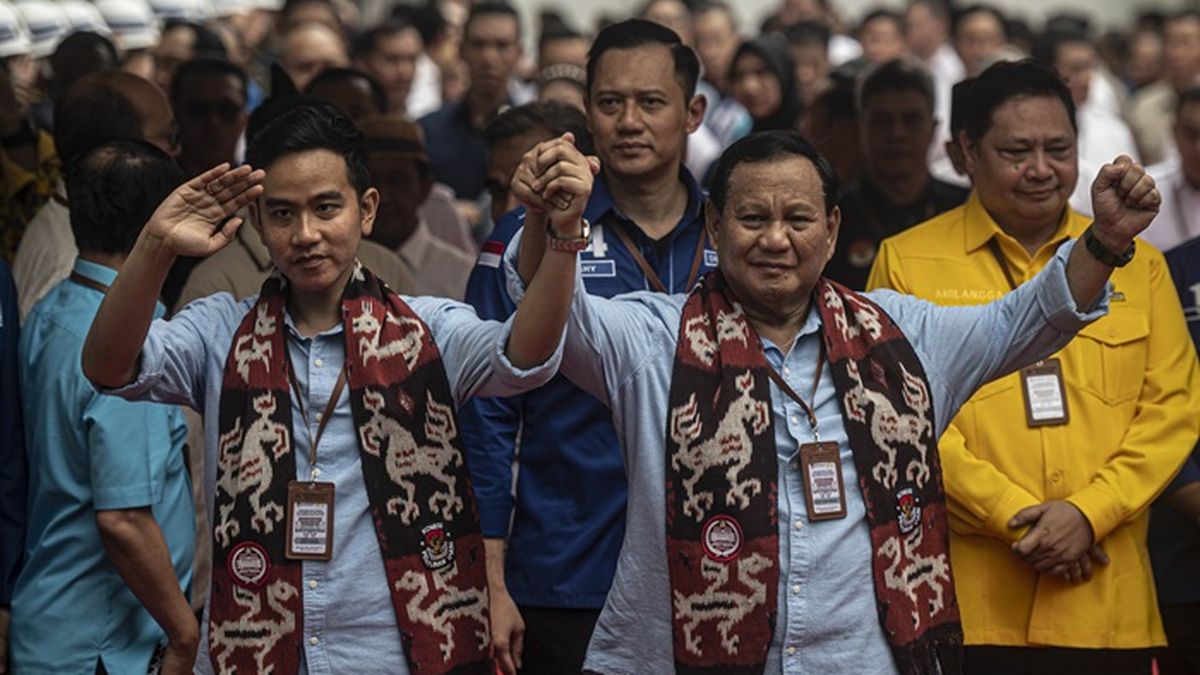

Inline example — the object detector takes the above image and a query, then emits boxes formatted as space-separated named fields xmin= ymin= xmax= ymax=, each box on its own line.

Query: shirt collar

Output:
xmin=961 ymin=190 xmax=1076 ymax=255
xmin=759 ymin=299 xmax=824 ymax=357
xmin=584 ymin=168 xmax=706 ymax=238
xmin=72 ymin=258 xmax=166 ymax=317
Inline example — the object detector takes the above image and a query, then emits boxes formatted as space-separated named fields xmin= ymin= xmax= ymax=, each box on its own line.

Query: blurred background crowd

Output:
xmin=1 ymin=0 xmax=1200 ymax=672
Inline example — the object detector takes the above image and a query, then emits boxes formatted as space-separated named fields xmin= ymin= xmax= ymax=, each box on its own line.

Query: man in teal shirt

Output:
xmin=12 ymin=141 xmax=196 ymax=674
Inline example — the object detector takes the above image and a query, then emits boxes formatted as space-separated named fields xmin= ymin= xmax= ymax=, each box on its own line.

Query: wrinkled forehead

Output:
xmin=722 ymin=156 xmax=826 ymax=210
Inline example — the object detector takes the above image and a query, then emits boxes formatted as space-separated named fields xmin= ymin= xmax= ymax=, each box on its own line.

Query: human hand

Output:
xmin=1010 ymin=500 xmax=1096 ymax=572
xmin=1089 ymin=155 xmax=1161 ymax=253
xmin=1046 ymin=544 xmax=1110 ymax=584
xmin=489 ymin=588 xmax=525 ymax=675
xmin=144 ymin=163 xmax=265 ymax=258
xmin=511 ymin=133 xmax=600 ymax=234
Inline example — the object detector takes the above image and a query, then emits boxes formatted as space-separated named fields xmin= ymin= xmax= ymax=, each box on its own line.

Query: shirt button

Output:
xmin=790 ymin=416 xmax=799 ymax=425
xmin=792 ymin=584 xmax=802 ymax=595
xmin=312 ymin=467 xmax=322 ymax=478
xmin=783 ymin=366 xmax=791 ymax=374
xmin=1050 ymin=470 xmax=1063 ymax=484
xmin=309 ymin=636 xmax=320 ymax=646
xmin=315 ymin=412 xmax=323 ymax=422
xmin=794 ymin=520 xmax=804 ymax=530
xmin=309 ymin=579 xmax=319 ymax=589
xmin=787 ymin=646 xmax=797 ymax=656
xmin=314 ymin=357 xmax=324 ymax=368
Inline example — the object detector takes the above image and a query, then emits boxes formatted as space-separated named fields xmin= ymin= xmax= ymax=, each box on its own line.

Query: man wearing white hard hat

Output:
xmin=13 ymin=0 xmax=67 ymax=59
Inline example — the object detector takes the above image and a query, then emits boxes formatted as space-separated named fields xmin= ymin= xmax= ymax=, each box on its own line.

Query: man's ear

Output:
xmin=703 ymin=198 xmax=720 ymax=245
xmin=248 ymin=200 xmax=264 ymax=237
xmin=960 ymin=131 xmax=979 ymax=176
xmin=824 ymin=204 xmax=841 ymax=263
xmin=686 ymin=93 xmax=707 ymax=134
xmin=359 ymin=187 xmax=380 ymax=238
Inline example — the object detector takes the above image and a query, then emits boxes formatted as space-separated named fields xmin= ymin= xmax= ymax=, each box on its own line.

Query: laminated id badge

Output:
xmin=799 ymin=442 xmax=848 ymax=521
xmin=1021 ymin=358 xmax=1070 ymax=427
xmin=286 ymin=481 xmax=335 ymax=560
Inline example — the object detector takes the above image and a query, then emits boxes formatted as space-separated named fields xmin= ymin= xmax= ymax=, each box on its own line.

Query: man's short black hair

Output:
xmin=951 ymin=4 xmax=1007 ymax=39
xmin=170 ymin=58 xmax=248 ymax=103
xmin=246 ymin=101 xmax=371 ymax=196
xmin=858 ymin=8 xmax=904 ymax=35
xmin=50 ymin=32 xmax=118 ymax=98
xmin=537 ymin=25 xmax=582 ymax=56
xmin=709 ymin=131 xmax=838 ymax=215
xmin=587 ymin=19 xmax=700 ymax=100
xmin=162 ymin=19 xmax=228 ymax=59
xmin=961 ymin=59 xmax=1076 ymax=143
xmin=857 ymin=57 xmax=936 ymax=114
xmin=351 ymin=20 xmax=418 ymax=60
xmin=948 ymin=76 xmax=976 ymax=134
xmin=483 ymin=100 xmax=594 ymax=155
xmin=784 ymin=20 xmax=831 ymax=50
xmin=54 ymin=74 xmax=145 ymax=168
xmin=1033 ymin=27 xmax=1094 ymax=69
xmin=465 ymin=1 xmax=521 ymax=39
xmin=67 ymin=140 xmax=184 ymax=255
xmin=1177 ymin=85 xmax=1200 ymax=116
xmin=304 ymin=67 xmax=388 ymax=116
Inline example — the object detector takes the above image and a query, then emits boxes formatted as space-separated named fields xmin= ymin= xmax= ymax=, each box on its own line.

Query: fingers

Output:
xmin=587 ymin=155 xmax=602 ymax=175
xmin=513 ymin=626 xmax=524 ymax=671
xmin=1124 ymin=175 xmax=1160 ymax=211
xmin=186 ymin=162 xmax=233 ymax=191
xmin=1078 ymin=553 xmax=1093 ymax=581
xmin=206 ymin=216 xmax=244 ymax=255
xmin=1008 ymin=503 xmax=1047 ymax=529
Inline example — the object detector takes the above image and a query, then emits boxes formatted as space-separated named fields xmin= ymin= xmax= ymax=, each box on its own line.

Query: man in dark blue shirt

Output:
xmin=0 ymin=260 xmax=24 ymax=675
xmin=419 ymin=2 xmax=522 ymax=205
xmin=1151 ymin=236 xmax=1200 ymax=675
xmin=460 ymin=19 xmax=715 ymax=675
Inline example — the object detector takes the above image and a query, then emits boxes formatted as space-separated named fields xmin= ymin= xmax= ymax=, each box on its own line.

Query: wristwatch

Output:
xmin=1083 ymin=226 xmax=1135 ymax=267
xmin=546 ymin=218 xmax=591 ymax=252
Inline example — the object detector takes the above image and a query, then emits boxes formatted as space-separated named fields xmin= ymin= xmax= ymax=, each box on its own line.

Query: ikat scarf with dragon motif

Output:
xmin=666 ymin=273 xmax=963 ymax=674
xmin=208 ymin=263 xmax=490 ymax=674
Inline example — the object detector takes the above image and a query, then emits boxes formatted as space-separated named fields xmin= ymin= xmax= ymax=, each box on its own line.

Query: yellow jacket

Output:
xmin=867 ymin=192 xmax=1200 ymax=649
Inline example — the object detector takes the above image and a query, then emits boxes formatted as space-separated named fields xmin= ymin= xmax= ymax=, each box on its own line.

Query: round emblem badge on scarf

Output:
xmin=228 ymin=541 xmax=270 ymax=587
xmin=420 ymin=522 xmax=455 ymax=570
xmin=701 ymin=514 xmax=743 ymax=562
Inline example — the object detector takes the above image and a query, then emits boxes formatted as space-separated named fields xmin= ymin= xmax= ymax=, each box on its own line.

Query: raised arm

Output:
xmin=504 ymin=134 xmax=599 ymax=370
xmin=1062 ymin=155 xmax=1161 ymax=309
xmin=82 ymin=164 xmax=263 ymax=390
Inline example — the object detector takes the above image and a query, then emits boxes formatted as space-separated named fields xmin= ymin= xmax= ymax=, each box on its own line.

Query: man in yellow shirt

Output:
xmin=869 ymin=59 xmax=1200 ymax=674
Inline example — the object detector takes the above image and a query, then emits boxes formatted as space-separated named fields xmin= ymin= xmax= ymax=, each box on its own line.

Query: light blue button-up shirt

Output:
xmin=13 ymin=259 xmax=194 ymax=675
xmin=107 ymin=291 xmax=561 ymax=674
xmin=505 ymin=235 xmax=1106 ymax=674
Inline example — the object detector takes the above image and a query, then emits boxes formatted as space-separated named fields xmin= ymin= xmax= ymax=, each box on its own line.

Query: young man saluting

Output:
xmin=82 ymin=102 xmax=587 ymax=675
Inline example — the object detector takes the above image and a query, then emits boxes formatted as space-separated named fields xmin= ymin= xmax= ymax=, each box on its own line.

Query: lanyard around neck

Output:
xmin=763 ymin=341 xmax=827 ymax=441
xmin=69 ymin=272 xmax=111 ymax=295
xmin=610 ymin=223 xmax=708 ymax=293
xmin=986 ymin=238 xmax=1020 ymax=291
xmin=287 ymin=357 xmax=348 ymax=466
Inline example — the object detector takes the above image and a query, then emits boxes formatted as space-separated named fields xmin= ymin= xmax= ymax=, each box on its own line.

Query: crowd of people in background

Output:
xmin=0 ymin=0 xmax=1198 ymax=672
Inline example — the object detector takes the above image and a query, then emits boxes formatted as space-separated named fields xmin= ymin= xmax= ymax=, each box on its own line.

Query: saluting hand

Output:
xmin=144 ymin=163 xmax=265 ymax=258
xmin=1089 ymin=156 xmax=1161 ymax=254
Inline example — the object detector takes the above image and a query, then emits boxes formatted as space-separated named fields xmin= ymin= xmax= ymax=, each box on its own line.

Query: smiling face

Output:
xmin=251 ymin=148 xmax=379 ymax=296
xmin=965 ymin=95 xmax=1077 ymax=237
xmin=708 ymin=156 xmax=839 ymax=325
xmin=587 ymin=44 xmax=703 ymax=181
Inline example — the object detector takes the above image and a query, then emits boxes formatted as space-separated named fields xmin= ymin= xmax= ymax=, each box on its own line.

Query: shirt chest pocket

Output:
xmin=1068 ymin=309 xmax=1150 ymax=405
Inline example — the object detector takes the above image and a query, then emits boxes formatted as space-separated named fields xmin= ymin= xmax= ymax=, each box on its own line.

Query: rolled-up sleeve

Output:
xmin=411 ymin=297 xmax=564 ymax=406
xmin=104 ymin=293 xmax=247 ymax=410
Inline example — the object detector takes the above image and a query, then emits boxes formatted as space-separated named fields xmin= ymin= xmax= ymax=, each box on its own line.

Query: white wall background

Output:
xmin=510 ymin=0 xmax=1193 ymax=39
